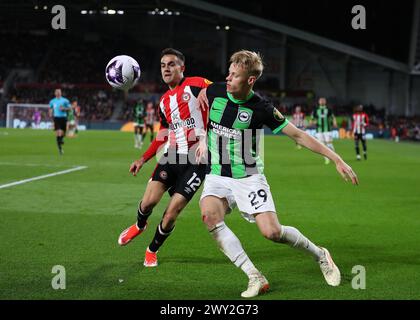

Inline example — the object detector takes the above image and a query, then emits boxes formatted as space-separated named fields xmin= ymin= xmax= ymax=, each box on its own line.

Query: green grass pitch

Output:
xmin=1 ymin=128 xmax=419 ymax=300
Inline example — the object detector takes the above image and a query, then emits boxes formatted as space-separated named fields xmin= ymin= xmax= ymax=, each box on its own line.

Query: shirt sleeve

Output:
xmin=263 ymin=103 xmax=289 ymax=134
xmin=189 ymin=77 xmax=213 ymax=97
xmin=49 ymin=100 xmax=53 ymax=108
xmin=198 ymin=77 xmax=213 ymax=88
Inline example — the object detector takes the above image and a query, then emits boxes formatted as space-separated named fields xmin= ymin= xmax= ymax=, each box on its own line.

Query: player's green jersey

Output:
xmin=311 ymin=106 xmax=334 ymax=133
xmin=206 ymin=83 xmax=289 ymax=179
xmin=67 ymin=108 xmax=75 ymax=121
xmin=134 ymin=102 xmax=145 ymax=124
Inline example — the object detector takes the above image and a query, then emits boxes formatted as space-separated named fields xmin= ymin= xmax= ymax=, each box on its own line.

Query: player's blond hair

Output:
xmin=229 ymin=50 xmax=264 ymax=79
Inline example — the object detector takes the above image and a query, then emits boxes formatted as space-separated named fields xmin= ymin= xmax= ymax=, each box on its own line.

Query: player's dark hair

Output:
xmin=161 ymin=48 xmax=185 ymax=64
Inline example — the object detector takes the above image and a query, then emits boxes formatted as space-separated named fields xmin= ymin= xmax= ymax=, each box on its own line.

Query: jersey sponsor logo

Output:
xmin=273 ymin=108 xmax=285 ymax=122
xmin=169 ymin=117 xmax=196 ymax=131
xmin=237 ymin=110 xmax=251 ymax=123
xmin=182 ymin=92 xmax=191 ymax=102
xmin=159 ymin=171 xmax=168 ymax=180
xmin=210 ymin=121 xmax=241 ymax=139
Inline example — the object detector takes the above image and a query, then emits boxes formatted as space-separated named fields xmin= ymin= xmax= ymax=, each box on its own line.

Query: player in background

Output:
xmin=145 ymin=101 xmax=156 ymax=143
xmin=49 ymin=88 xmax=71 ymax=155
xmin=118 ymin=48 xmax=212 ymax=267
xmin=310 ymin=97 xmax=337 ymax=164
xmin=32 ymin=108 xmax=41 ymax=129
xmin=133 ymin=99 xmax=146 ymax=149
xmin=67 ymin=98 xmax=80 ymax=138
xmin=291 ymin=105 xmax=305 ymax=149
xmin=195 ymin=50 xmax=358 ymax=298
xmin=352 ymin=104 xmax=369 ymax=160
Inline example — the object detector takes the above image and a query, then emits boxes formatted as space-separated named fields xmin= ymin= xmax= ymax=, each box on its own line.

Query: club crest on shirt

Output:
xmin=273 ymin=108 xmax=285 ymax=122
xmin=182 ymin=92 xmax=191 ymax=102
xmin=237 ymin=110 xmax=251 ymax=123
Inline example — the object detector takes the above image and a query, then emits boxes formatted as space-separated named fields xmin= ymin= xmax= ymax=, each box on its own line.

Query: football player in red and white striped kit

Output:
xmin=118 ymin=48 xmax=212 ymax=267
xmin=352 ymin=104 xmax=369 ymax=160
xmin=292 ymin=105 xmax=306 ymax=149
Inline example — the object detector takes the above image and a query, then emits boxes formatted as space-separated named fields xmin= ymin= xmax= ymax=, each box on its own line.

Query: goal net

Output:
xmin=6 ymin=103 xmax=51 ymax=129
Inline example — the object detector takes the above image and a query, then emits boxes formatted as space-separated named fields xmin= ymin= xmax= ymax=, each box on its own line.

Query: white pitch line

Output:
xmin=0 ymin=166 xmax=87 ymax=190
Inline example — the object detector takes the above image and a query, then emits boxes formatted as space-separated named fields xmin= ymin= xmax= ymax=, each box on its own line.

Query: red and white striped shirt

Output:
xmin=141 ymin=77 xmax=211 ymax=162
xmin=292 ymin=111 xmax=305 ymax=128
xmin=352 ymin=112 xmax=369 ymax=134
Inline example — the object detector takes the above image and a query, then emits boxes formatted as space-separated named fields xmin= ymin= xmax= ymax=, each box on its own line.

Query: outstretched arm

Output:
xmin=282 ymin=122 xmax=359 ymax=185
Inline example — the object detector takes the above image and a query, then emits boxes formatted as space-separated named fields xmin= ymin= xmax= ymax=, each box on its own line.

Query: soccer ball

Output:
xmin=105 ymin=55 xmax=141 ymax=91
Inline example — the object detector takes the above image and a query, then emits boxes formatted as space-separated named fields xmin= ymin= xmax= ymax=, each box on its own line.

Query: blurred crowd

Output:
xmin=0 ymin=32 xmax=419 ymax=141
xmin=6 ymin=87 xmax=119 ymax=122
xmin=4 ymin=86 xmax=420 ymax=141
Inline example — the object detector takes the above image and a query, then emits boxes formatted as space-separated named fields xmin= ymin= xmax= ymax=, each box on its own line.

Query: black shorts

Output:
xmin=54 ymin=117 xmax=67 ymax=131
xmin=354 ymin=133 xmax=366 ymax=141
xmin=151 ymin=159 xmax=207 ymax=201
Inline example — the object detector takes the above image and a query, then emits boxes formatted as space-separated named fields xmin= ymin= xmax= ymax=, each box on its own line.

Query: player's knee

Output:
xmin=262 ymin=227 xmax=282 ymax=242
xmin=139 ymin=201 xmax=155 ymax=213
xmin=201 ymin=210 xmax=220 ymax=229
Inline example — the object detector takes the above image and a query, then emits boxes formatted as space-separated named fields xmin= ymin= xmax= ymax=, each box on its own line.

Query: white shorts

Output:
xmin=200 ymin=174 xmax=276 ymax=223
xmin=316 ymin=131 xmax=332 ymax=144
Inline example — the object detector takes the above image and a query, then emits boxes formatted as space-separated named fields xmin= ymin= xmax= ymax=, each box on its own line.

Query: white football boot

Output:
xmin=241 ymin=273 xmax=270 ymax=298
xmin=318 ymin=247 xmax=341 ymax=286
